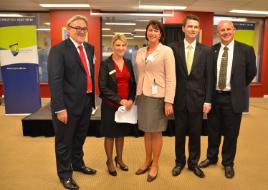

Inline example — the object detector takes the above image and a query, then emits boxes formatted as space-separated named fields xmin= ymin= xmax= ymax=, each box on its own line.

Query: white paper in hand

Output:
xmin=114 ymin=105 xmax=137 ymax=124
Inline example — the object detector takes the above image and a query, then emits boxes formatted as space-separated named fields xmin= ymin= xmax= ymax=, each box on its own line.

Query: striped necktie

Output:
xmin=218 ymin=46 xmax=228 ymax=90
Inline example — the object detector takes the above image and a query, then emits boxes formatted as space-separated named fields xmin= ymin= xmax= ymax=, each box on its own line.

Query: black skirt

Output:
xmin=100 ymin=100 xmax=130 ymax=138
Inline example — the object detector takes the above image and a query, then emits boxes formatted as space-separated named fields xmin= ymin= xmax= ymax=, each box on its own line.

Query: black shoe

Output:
xmin=199 ymin=159 xmax=217 ymax=168
xmin=115 ymin=156 xmax=128 ymax=171
xmin=73 ymin=166 xmax=96 ymax=175
xmin=224 ymin=166 xmax=234 ymax=179
xmin=147 ymin=169 xmax=158 ymax=182
xmin=189 ymin=166 xmax=205 ymax=178
xmin=135 ymin=161 xmax=153 ymax=175
xmin=60 ymin=177 xmax=79 ymax=190
xmin=172 ymin=165 xmax=183 ymax=176
xmin=106 ymin=161 xmax=117 ymax=176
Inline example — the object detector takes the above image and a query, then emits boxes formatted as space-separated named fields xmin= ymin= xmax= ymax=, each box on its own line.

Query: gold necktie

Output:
xmin=218 ymin=46 xmax=228 ymax=90
xmin=186 ymin=45 xmax=193 ymax=75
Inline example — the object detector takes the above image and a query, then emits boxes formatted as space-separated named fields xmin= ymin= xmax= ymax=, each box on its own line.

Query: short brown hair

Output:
xmin=182 ymin=14 xmax=200 ymax=27
xmin=145 ymin=20 xmax=165 ymax=44
xmin=67 ymin=15 xmax=88 ymax=27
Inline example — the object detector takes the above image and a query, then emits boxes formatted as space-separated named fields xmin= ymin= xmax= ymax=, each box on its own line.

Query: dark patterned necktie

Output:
xmin=218 ymin=46 xmax=228 ymax=90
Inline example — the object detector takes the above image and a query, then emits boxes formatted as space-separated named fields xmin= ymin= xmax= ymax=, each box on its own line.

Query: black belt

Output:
xmin=216 ymin=90 xmax=231 ymax=95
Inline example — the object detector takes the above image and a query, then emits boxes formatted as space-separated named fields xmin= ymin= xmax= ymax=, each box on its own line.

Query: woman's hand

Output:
xmin=164 ymin=102 xmax=173 ymax=116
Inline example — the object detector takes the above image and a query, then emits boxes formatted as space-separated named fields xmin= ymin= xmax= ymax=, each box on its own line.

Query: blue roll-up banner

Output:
xmin=0 ymin=17 xmax=41 ymax=114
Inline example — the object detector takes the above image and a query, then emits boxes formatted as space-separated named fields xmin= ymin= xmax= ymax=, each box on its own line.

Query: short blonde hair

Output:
xmin=67 ymin=15 xmax=88 ymax=27
xmin=112 ymin=34 xmax=128 ymax=46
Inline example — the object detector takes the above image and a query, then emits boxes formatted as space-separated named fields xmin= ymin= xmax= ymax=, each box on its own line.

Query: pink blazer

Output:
xmin=135 ymin=43 xmax=176 ymax=104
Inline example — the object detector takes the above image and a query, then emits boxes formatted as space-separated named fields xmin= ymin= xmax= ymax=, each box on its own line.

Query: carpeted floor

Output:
xmin=0 ymin=98 xmax=268 ymax=190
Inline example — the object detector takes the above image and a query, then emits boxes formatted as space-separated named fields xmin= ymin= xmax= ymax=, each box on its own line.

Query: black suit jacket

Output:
xmin=48 ymin=38 xmax=95 ymax=115
xmin=99 ymin=55 xmax=136 ymax=103
xmin=170 ymin=41 xmax=213 ymax=112
xmin=211 ymin=41 xmax=257 ymax=113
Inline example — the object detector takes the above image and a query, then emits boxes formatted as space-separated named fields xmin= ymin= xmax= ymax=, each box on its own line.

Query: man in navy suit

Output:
xmin=170 ymin=14 xmax=213 ymax=178
xmin=199 ymin=20 xmax=257 ymax=179
xmin=48 ymin=15 xmax=96 ymax=190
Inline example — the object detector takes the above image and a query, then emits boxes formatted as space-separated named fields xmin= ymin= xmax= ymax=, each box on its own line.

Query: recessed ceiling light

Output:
xmin=105 ymin=22 xmax=136 ymax=26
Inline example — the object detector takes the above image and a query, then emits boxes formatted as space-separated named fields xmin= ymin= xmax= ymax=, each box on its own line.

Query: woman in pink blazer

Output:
xmin=135 ymin=20 xmax=176 ymax=182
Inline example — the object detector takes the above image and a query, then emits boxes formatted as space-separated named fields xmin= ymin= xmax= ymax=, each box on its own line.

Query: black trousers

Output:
xmin=52 ymin=95 xmax=93 ymax=180
xmin=174 ymin=110 xmax=203 ymax=168
xmin=207 ymin=92 xmax=242 ymax=167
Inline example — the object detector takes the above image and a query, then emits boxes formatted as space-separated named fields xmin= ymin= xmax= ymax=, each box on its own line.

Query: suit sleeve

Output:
xmin=245 ymin=46 xmax=257 ymax=86
xmin=205 ymin=47 xmax=213 ymax=103
xmin=164 ymin=47 xmax=176 ymax=104
xmin=98 ymin=61 xmax=122 ymax=103
xmin=47 ymin=46 xmax=65 ymax=112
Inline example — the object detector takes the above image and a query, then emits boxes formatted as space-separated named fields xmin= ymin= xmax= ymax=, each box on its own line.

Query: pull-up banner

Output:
xmin=0 ymin=17 xmax=41 ymax=114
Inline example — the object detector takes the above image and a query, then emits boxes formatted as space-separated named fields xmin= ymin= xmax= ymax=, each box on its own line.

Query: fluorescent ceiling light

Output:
xmin=44 ymin=22 xmax=50 ymax=25
xmin=0 ymin=13 xmax=23 ymax=17
xmin=114 ymin=32 xmax=133 ymax=35
xmin=139 ymin=5 xmax=186 ymax=10
xmin=37 ymin=28 xmax=51 ymax=31
xmin=91 ymin=12 xmax=173 ymax=17
xmin=105 ymin=22 xmax=136 ymax=26
xmin=102 ymin=28 xmax=111 ymax=31
xmin=214 ymin=16 xmax=248 ymax=25
xmin=40 ymin=4 xmax=90 ymax=8
xmin=102 ymin=34 xmax=114 ymax=37
xmin=134 ymin=35 xmax=145 ymax=38
xmin=134 ymin=29 xmax=146 ymax=32
xmin=136 ymin=19 xmax=150 ymax=22
xmin=230 ymin=9 xmax=268 ymax=15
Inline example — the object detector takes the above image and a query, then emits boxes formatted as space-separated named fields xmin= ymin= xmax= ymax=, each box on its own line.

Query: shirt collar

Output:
xmin=221 ymin=40 xmax=234 ymax=51
xmin=184 ymin=39 xmax=197 ymax=49
xmin=69 ymin=37 xmax=84 ymax=49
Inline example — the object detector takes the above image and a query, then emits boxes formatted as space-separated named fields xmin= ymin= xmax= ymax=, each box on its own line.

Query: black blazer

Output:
xmin=169 ymin=41 xmax=213 ymax=112
xmin=99 ymin=55 xmax=136 ymax=103
xmin=48 ymin=38 xmax=95 ymax=115
xmin=211 ymin=41 xmax=257 ymax=113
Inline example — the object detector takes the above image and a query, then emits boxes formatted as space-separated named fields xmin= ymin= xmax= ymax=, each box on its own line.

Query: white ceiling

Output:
xmin=0 ymin=0 xmax=268 ymax=17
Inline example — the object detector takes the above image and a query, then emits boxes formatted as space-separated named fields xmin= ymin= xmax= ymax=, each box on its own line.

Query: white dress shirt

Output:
xmin=216 ymin=40 xmax=234 ymax=91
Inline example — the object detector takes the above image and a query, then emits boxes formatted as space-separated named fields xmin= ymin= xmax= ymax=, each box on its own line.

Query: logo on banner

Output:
xmin=9 ymin=43 xmax=19 ymax=56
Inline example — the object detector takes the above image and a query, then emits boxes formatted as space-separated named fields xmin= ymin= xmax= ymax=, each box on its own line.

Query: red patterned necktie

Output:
xmin=78 ymin=45 xmax=92 ymax=92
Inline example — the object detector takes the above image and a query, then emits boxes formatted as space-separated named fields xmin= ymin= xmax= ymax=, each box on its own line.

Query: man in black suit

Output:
xmin=199 ymin=20 xmax=257 ymax=178
xmin=48 ymin=15 xmax=96 ymax=190
xmin=169 ymin=14 xmax=213 ymax=178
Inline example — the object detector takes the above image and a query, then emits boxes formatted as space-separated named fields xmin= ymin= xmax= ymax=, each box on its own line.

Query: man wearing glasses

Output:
xmin=48 ymin=15 xmax=96 ymax=190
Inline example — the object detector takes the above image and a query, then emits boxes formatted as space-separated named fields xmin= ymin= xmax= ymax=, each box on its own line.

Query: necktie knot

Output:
xmin=224 ymin=46 xmax=228 ymax=51
xmin=188 ymin=45 xmax=192 ymax=50
xmin=78 ymin=45 xmax=83 ymax=51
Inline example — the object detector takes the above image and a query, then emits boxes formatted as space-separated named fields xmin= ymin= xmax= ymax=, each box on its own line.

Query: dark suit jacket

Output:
xmin=211 ymin=41 xmax=257 ymax=113
xmin=47 ymin=38 xmax=95 ymax=115
xmin=99 ymin=55 xmax=136 ymax=103
xmin=170 ymin=41 xmax=213 ymax=112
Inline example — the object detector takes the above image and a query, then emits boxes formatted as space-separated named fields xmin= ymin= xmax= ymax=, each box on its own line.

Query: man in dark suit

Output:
xmin=169 ymin=14 xmax=213 ymax=178
xmin=199 ymin=20 xmax=257 ymax=178
xmin=48 ymin=15 xmax=96 ymax=190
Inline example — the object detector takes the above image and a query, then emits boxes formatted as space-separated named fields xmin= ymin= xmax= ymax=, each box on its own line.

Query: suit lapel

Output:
xmin=107 ymin=56 xmax=117 ymax=83
xmin=179 ymin=42 xmax=188 ymax=75
xmin=190 ymin=43 xmax=201 ymax=75
xmin=66 ymin=39 xmax=86 ymax=74
xmin=231 ymin=41 xmax=238 ymax=76
xmin=213 ymin=44 xmax=221 ymax=77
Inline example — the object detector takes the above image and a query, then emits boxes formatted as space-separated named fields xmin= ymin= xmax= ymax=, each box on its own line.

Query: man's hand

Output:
xmin=56 ymin=110 xmax=68 ymax=124
xmin=203 ymin=103 xmax=211 ymax=114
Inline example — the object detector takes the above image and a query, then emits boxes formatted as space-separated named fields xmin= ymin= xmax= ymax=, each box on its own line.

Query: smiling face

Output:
xmin=67 ymin=19 xmax=88 ymax=44
xmin=146 ymin=24 xmax=161 ymax=44
xmin=112 ymin=39 xmax=127 ymax=58
xmin=182 ymin=19 xmax=200 ymax=43
xmin=217 ymin=21 xmax=235 ymax=45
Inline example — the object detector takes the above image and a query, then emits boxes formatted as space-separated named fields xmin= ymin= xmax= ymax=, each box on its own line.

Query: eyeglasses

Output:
xmin=69 ymin=25 xmax=88 ymax=32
